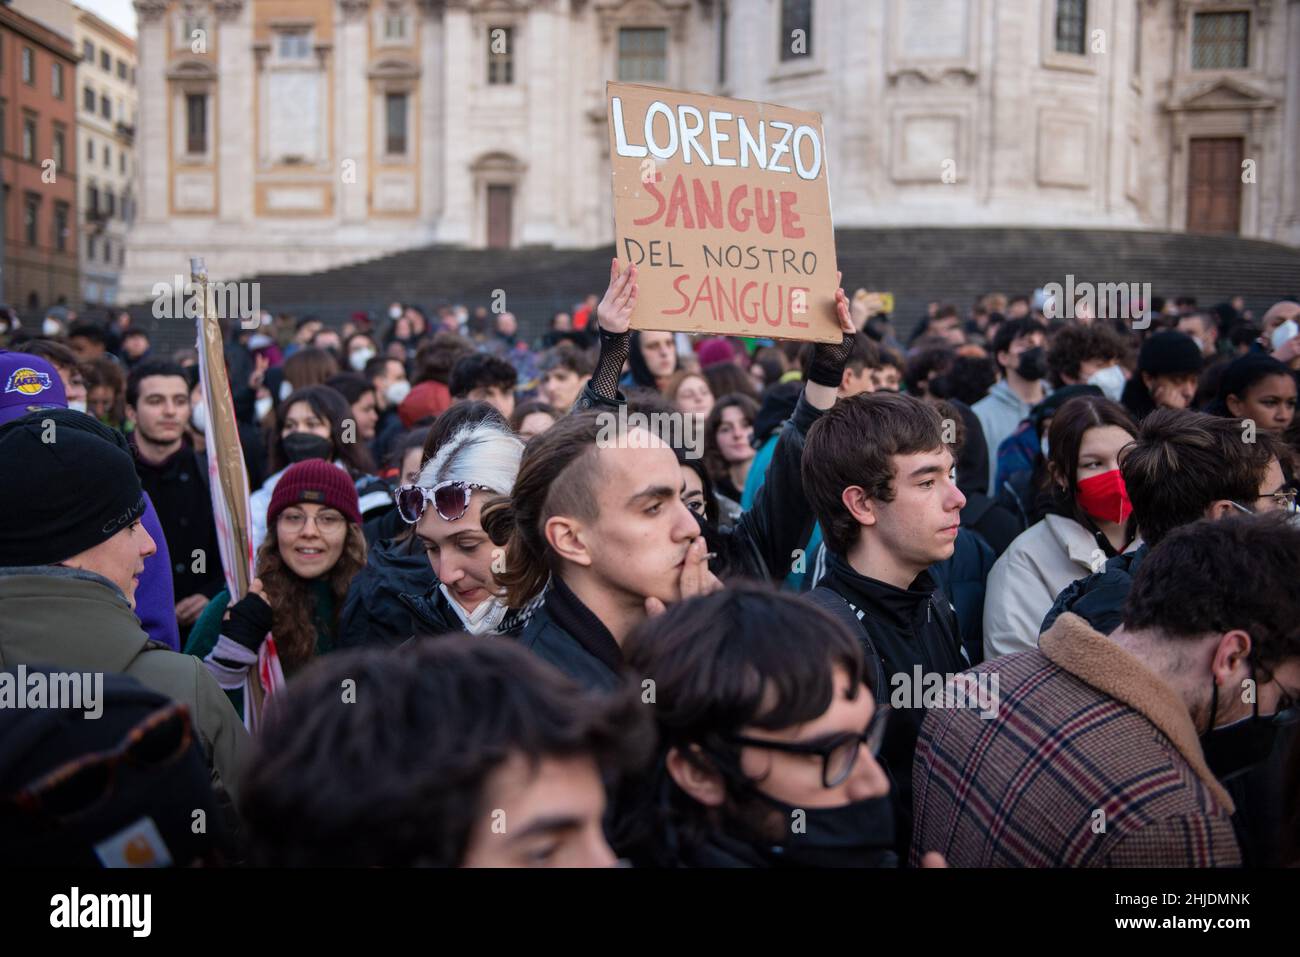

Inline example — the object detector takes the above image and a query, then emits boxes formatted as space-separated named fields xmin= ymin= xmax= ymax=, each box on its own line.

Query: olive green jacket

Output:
xmin=0 ymin=565 xmax=250 ymax=808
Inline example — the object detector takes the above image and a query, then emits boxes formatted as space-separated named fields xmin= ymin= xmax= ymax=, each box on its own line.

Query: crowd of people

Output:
xmin=0 ymin=272 xmax=1298 ymax=869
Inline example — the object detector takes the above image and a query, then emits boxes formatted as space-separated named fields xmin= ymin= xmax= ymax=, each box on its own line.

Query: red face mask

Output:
xmin=1075 ymin=469 xmax=1132 ymax=525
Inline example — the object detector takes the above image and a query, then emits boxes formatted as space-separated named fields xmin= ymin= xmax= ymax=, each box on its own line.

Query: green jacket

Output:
xmin=0 ymin=565 xmax=251 ymax=808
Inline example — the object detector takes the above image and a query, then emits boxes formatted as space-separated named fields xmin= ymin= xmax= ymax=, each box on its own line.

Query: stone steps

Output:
xmin=136 ymin=228 xmax=1300 ymax=355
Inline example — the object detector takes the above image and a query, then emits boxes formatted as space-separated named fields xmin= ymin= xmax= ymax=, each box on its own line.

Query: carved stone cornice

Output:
xmin=339 ymin=0 xmax=372 ymax=20
xmin=134 ymin=1 xmax=169 ymax=24
xmin=213 ymin=0 xmax=244 ymax=21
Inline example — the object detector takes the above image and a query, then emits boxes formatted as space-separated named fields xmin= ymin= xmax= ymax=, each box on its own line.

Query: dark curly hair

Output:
xmin=254 ymin=518 xmax=367 ymax=669
xmin=1123 ymin=513 xmax=1300 ymax=682
xmin=1046 ymin=323 xmax=1128 ymax=389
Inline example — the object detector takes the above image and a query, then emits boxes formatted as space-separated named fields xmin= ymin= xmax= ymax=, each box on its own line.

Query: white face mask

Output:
xmin=1271 ymin=319 xmax=1299 ymax=351
xmin=67 ymin=399 xmax=87 ymax=414
xmin=385 ymin=379 xmax=411 ymax=406
xmin=440 ymin=584 xmax=509 ymax=636
xmin=349 ymin=348 xmax=376 ymax=372
xmin=42 ymin=318 xmax=62 ymax=337
xmin=388 ymin=306 xmax=403 ymax=320
xmin=191 ymin=400 xmax=207 ymax=433
xmin=1087 ymin=364 xmax=1126 ymax=402
xmin=255 ymin=395 xmax=274 ymax=421
xmin=279 ymin=379 xmax=293 ymax=402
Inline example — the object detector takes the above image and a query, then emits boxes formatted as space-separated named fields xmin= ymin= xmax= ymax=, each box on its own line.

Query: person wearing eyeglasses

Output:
xmin=914 ymin=514 xmax=1300 ymax=868
xmin=184 ymin=459 xmax=367 ymax=716
xmin=611 ymin=585 xmax=946 ymax=868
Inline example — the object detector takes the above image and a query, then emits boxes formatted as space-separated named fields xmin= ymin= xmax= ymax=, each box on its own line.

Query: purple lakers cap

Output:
xmin=0 ymin=352 xmax=68 ymax=425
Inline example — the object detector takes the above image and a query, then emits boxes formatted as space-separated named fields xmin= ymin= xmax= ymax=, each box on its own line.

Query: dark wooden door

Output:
xmin=1187 ymin=137 xmax=1242 ymax=235
xmin=487 ymin=185 xmax=513 ymax=249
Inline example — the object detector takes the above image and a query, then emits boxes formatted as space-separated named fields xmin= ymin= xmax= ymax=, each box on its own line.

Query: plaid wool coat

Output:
xmin=911 ymin=613 xmax=1241 ymax=867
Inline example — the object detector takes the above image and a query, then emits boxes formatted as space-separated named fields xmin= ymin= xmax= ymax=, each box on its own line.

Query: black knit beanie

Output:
xmin=0 ymin=418 xmax=147 ymax=566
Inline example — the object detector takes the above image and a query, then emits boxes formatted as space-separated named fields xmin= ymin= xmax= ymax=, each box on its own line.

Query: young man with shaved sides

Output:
xmin=487 ymin=261 xmax=856 ymax=691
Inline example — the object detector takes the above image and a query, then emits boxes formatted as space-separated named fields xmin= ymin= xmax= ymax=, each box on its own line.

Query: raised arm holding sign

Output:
xmin=607 ymin=82 xmax=841 ymax=344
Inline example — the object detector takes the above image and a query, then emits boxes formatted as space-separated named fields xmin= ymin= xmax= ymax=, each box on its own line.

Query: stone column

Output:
xmin=417 ymin=0 xmax=443 ymax=226
xmin=522 ymin=5 xmax=556 ymax=245
xmin=217 ymin=0 xmax=252 ymax=223
xmin=133 ymin=1 xmax=170 ymax=225
xmin=336 ymin=0 xmax=372 ymax=225
xmin=439 ymin=3 xmax=473 ymax=243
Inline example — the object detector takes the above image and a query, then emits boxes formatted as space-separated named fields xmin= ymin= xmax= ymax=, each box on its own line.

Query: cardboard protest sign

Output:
xmin=607 ymin=81 xmax=840 ymax=343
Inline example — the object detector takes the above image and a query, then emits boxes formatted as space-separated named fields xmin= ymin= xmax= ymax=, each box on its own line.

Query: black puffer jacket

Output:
xmin=337 ymin=533 xmax=436 ymax=649
xmin=1040 ymin=543 xmax=1148 ymax=637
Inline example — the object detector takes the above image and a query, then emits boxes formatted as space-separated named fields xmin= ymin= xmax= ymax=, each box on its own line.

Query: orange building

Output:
xmin=0 ymin=4 xmax=78 ymax=315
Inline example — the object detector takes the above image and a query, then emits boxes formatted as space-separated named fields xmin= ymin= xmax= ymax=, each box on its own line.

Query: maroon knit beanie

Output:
xmin=267 ymin=460 xmax=362 ymax=527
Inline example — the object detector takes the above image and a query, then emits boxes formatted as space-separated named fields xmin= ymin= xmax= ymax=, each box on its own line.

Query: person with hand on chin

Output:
xmin=185 ymin=460 xmax=368 ymax=716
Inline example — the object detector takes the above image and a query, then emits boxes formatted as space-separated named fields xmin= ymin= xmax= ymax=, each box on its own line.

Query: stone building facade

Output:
xmin=120 ymin=0 xmax=1300 ymax=303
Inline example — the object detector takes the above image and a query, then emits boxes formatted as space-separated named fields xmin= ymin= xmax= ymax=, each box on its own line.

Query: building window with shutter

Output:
xmin=488 ymin=26 xmax=514 ymax=85
xmin=618 ymin=27 xmax=667 ymax=83
xmin=780 ymin=0 xmax=812 ymax=62
xmin=1192 ymin=11 xmax=1249 ymax=69
xmin=22 ymin=116 xmax=35 ymax=162
xmin=52 ymin=63 xmax=64 ymax=99
xmin=54 ymin=203 xmax=68 ymax=252
xmin=53 ymin=128 xmax=65 ymax=170
xmin=385 ymin=92 xmax=408 ymax=156
xmin=277 ymin=31 xmax=312 ymax=61
xmin=1055 ymin=0 xmax=1087 ymax=55
xmin=384 ymin=15 xmax=408 ymax=42
xmin=22 ymin=47 xmax=34 ymax=85
xmin=24 ymin=195 xmax=39 ymax=246
xmin=186 ymin=92 xmax=208 ymax=155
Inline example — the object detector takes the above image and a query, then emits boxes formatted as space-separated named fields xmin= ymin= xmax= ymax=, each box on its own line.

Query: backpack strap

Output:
xmin=806 ymin=587 xmax=888 ymax=704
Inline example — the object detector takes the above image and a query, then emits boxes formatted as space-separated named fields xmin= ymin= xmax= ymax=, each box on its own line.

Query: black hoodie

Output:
xmin=814 ymin=550 xmax=967 ymax=856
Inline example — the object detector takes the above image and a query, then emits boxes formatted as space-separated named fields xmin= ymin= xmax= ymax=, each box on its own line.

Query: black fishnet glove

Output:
xmin=590 ymin=327 xmax=631 ymax=401
xmin=805 ymin=333 xmax=854 ymax=388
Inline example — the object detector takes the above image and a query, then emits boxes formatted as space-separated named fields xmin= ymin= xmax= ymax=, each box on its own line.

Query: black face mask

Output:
xmin=1015 ymin=346 xmax=1048 ymax=381
xmin=1199 ymin=669 xmax=1296 ymax=783
xmin=744 ymin=790 xmax=897 ymax=868
xmin=282 ymin=432 xmax=333 ymax=465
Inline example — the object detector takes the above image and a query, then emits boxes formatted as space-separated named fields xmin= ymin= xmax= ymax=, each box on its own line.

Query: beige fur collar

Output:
xmin=1040 ymin=613 xmax=1235 ymax=814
